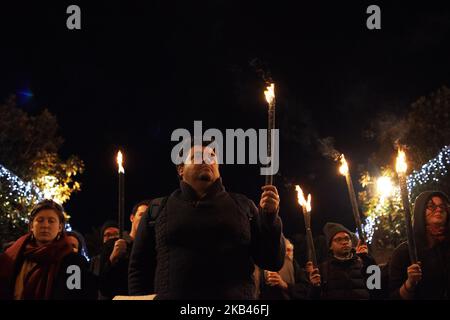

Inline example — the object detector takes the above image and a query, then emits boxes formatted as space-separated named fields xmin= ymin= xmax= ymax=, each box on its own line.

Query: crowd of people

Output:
xmin=0 ymin=143 xmax=449 ymax=300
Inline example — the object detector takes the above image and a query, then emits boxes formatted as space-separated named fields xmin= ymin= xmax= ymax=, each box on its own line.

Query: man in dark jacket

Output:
xmin=256 ymin=238 xmax=310 ymax=299
xmin=128 ymin=144 xmax=285 ymax=299
xmin=309 ymin=222 xmax=376 ymax=300
xmin=89 ymin=221 xmax=121 ymax=278
xmin=89 ymin=221 xmax=122 ymax=300
xmin=389 ymin=191 xmax=450 ymax=299
xmin=98 ymin=200 xmax=151 ymax=299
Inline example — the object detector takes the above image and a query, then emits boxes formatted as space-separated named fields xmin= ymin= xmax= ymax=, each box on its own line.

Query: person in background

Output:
xmin=98 ymin=200 xmax=151 ymax=299
xmin=89 ymin=221 xmax=120 ymax=277
xmin=256 ymin=238 xmax=310 ymax=299
xmin=308 ymin=222 xmax=376 ymax=300
xmin=389 ymin=191 xmax=450 ymax=300
xmin=66 ymin=230 xmax=89 ymax=259
xmin=0 ymin=200 xmax=95 ymax=300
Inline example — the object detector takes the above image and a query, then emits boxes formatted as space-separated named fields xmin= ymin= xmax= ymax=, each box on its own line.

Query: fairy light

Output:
xmin=363 ymin=184 xmax=403 ymax=244
xmin=1 ymin=164 xmax=71 ymax=230
xmin=406 ymin=145 xmax=450 ymax=192
xmin=364 ymin=215 xmax=377 ymax=243
xmin=363 ymin=145 xmax=450 ymax=244
xmin=0 ymin=164 xmax=44 ymax=205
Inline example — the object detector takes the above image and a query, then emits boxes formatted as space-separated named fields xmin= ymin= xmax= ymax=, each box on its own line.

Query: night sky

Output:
xmin=1 ymin=1 xmax=449 ymax=238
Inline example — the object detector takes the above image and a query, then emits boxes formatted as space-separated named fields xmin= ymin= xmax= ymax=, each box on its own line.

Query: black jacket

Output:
xmin=311 ymin=252 xmax=376 ymax=300
xmin=89 ymin=239 xmax=117 ymax=300
xmin=98 ymin=239 xmax=133 ymax=299
xmin=389 ymin=191 xmax=450 ymax=299
xmin=128 ymin=179 xmax=285 ymax=299
xmin=52 ymin=253 xmax=98 ymax=300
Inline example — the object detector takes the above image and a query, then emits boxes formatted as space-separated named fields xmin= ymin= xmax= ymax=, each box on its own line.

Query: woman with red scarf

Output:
xmin=0 ymin=200 xmax=96 ymax=300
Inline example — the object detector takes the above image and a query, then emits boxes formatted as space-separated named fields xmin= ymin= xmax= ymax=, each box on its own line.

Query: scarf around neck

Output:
xmin=0 ymin=232 xmax=73 ymax=300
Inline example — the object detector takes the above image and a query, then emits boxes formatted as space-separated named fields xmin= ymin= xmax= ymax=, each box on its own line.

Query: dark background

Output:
xmin=0 ymin=1 xmax=449 ymax=237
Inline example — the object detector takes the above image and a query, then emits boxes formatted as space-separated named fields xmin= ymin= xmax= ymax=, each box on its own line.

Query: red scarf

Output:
xmin=0 ymin=232 xmax=73 ymax=300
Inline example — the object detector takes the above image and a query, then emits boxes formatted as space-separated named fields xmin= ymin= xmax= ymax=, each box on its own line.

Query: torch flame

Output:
xmin=339 ymin=154 xmax=349 ymax=176
xmin=295 ymin=185 xmax=312 ymax=213
xmin=306 ymin=193 xmax=312 ymax=213
xmin=264 ymin=83 xmax=275 ymax=106
xmin=117 ymin=151 xmax=125 ymax=174
xmin=396 ymin=148 xmax=407 ymax=174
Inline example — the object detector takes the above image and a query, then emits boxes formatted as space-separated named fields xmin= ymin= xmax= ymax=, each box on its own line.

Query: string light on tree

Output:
xmin=0 ymin=164 xmax=44 ymax=203
xmin=360 ymin=170 xmax=404 ymax=246
xmin=362 ymin=146 xmax=450 ymax=245
xmin=364 ymin=215 xmax=377 ymax=243
xmin=407 ymin=145 xmax=450 ymax=192
xmin=1 ymin=163 xmax=73 ymax=232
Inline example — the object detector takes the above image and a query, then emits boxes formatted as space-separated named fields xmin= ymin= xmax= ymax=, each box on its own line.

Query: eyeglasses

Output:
xmin=426 ymin=203 xmax=449 ymax=212
xmin=333 ymin=236 xmax=351 ymax=243
xmin=104 ymin=232 xmax=119 ymax=239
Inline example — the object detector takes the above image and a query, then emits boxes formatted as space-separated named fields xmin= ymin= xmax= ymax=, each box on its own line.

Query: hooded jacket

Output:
xmin=389 ymin=191 xmax=450 ymax=299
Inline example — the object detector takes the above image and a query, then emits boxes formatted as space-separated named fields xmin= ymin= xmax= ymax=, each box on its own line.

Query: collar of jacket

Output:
xmin=179 ymin=177 xmax=225 ymax=201
xmin=330 ymin=250 xmax=358 ymax=264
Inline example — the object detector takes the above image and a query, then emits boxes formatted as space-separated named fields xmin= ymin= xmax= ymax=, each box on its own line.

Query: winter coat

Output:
xmin=128 ymin=178 xmax=285 ymax=299
xmin=311 ymin=252 xmax=376 ymax=300
xmin=0 ymin=233 xmax=96 ymax=300
xmin=389 ymin=191 xmax=450 ymax=299
xmin=98 ymin=239 xmax=133 ymax=299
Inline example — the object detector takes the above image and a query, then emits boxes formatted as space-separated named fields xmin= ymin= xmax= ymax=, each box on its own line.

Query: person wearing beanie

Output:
xmin=101 ymin=220 xmax=121 ymax=244
xmin=389 ymin=191 xmax=450 ymax=300
xmin=89 ymin=220 xmax=120 ymax=277
xmin=307 ymin=222 xmax=376 ymax=299
xmin=323 ymin=222 xmax=354 ymax=249
xmin=98 ymin=200 xmax=151 ymax=300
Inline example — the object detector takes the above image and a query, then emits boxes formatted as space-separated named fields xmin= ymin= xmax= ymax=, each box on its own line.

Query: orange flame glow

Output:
xmin=396 ymin=148 xmax=407 ymax=174
xmin=264 ymin=83 xmax=275 ymax=106
xmin=295 ymin=185 xmax=312 ymax=213
xmin=339 ymin=154 xmax=349 ymax=176
xmin=117 ymin=151 xmax=125 ymax=174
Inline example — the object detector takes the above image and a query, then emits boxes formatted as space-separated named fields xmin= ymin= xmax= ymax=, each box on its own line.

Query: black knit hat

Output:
xmin=323 ymin=222 xmax=353 ymax=247
xmin=100 ymin=220 xmax=119 ymax=238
